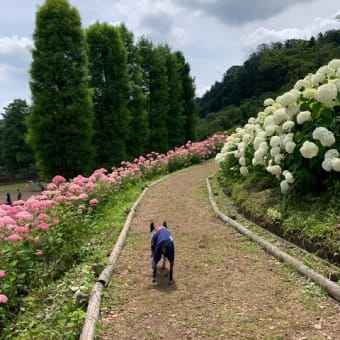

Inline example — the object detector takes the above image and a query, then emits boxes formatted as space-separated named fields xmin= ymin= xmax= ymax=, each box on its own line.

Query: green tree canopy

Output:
xmin=138 ymin=38 xmax=169 ymax=153
xmin=118 ymin=24 xmax=149 ymax=160
xmin=86 ymin=22 xmax=131 ymax=168
xmin=27 ymin=0 xmax=94 ymax=180
xmin=0 ymin=100 xmax=35 ymax=177
xmin=175 ymin=51 xmax=197 ymax=142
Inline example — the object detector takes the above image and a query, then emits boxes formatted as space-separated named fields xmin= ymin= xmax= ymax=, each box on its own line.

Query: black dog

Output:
xmin=150 ymin=222 xmax=174 ymax=283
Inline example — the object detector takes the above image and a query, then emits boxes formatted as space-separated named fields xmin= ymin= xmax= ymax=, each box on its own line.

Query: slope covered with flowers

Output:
xmin=0 ymin=134 xmax=225 ymax=329
xmin=216 ymin=59 xmax=340 ymax=195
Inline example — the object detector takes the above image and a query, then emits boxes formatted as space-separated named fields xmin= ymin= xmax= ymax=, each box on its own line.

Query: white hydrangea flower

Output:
xmin=264 ymin=124 xmax=277 ymax=137
xmin=281 ymin=133 xmax=294 ymax=145
xmin=294 ymin=79 xmax=310 ymax=91
xmin=311 ymin=72 xmax=325 ymax=86
xmin=270 ymin=136 xmax=281 ymax=148
xmin=315 ymin=82 xmax=338 ymax=108
xmin=273 ymin=108 xmax=288 ymax=125
xmin=283 ymin=171 xmax=294 ymax=184
xmin=329 ymin=79 xmax=340 ymax=92
xmin=264 ymin=98 xmax=275 ymax=106
xmin=328 ymin=59 xmax=340 ymax=71
xmin=282 ymin=120 xmax=295 ymax=132
xmin=259 ymin=141 xmax=269 ymax=153
xmin=266 ymin=165 xmax=282 ymax=176
xmin=252 ymin=155 xmax=265 ymax=166
xmin=325 ymin=149 xmax=339 ymax=159
xmin=274 ymin=154 xmax=284 ymax=164
xmin=248 ymin=117 xmax=256 ymax=124
xmin=286 ymin=103 xmax=300 ymax=119
xmin=331 ymin=158 xmax=340 ymax=172
xmin=300 ymin=141 xmax=319 ymax=158
xmin=264 ymin=115 xmax=274 ymax=127
xmin=297 ymin=111 xmax=312 ymax=124
xmin=253 ymin=136 xmax=265 ymax=150
xmin=317 ymin=65 xmax=335 ymax=77
xmin=285 ymin=141 xmax=296 ymax=154
xmin=280 ymin=180 xmax=290 ymax=194
xmin=312 ymin=127 xmax=335 ymax=147
xmin=270 ymin=146 xmax=281 ymax=157
xmin=242 ymin=133 xmax=253 ymax=144
xmin=277 ymin=90 xmax=300 ymax=107
xmin=240 ymin=166 xmax=249 ymax=176
xmin=322 ymin=159 xmax=332 ymax=171
xmin=303 ymin=88 xmax=317 ymax=100
xmin=237 ymin=141 xmax=247 ymax=152
xmin=239 ymin=157 xmax=246 ymax=166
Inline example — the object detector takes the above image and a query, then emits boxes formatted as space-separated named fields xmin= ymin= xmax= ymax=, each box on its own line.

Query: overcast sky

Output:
xmin=1 ymin=0 xmax=340 ymax=114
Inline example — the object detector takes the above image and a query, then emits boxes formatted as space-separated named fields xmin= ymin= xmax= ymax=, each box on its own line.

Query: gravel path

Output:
xmin=97 ymin=161 xmax=340 ymax=339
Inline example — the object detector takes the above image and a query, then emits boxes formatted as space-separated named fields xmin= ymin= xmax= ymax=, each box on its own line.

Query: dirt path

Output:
xmin=97 ymin=161 xmax=340 ymax=339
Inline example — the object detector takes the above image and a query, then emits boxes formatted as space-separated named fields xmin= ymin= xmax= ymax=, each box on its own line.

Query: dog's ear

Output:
xmin=163 ymin=221 xmax=168 ymax=228
xmin=150 ymin=222 xmax=155 ymax=233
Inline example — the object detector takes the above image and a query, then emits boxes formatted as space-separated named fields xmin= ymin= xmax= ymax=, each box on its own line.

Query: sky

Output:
xmin=1 ymin=0 xmax=340 ymax=114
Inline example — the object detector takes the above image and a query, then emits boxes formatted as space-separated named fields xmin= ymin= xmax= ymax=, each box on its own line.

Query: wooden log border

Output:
xmin=79 ymin=177 xmax=167 ymax=340
xmin=206 ymin=178 xmax=340 ymax=302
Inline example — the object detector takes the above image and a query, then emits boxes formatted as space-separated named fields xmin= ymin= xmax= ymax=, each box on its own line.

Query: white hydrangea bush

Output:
xmin=216 ymin=59 xmax=340 ymax=194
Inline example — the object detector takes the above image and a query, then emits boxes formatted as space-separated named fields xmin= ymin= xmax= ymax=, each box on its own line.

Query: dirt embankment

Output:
xmin=98 ymin=161 xmax=340 ymax=339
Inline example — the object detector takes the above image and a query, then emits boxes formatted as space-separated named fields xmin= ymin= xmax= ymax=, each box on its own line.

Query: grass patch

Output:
xmin=208 ymin=170 xmax=340 ymax=288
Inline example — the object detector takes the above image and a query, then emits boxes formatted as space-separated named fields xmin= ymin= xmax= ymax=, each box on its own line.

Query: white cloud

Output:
xmin=0 ymin=36 xmax=33 ymax=55
xmin=242 ymin=15 xmax=340 ymax=54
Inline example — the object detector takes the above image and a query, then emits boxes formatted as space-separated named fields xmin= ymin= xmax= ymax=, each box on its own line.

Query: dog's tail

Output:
xmin=150 ymin=222 xmax=155 ymax=233
xmin=163 ymin=221 xmax=168 ymax=228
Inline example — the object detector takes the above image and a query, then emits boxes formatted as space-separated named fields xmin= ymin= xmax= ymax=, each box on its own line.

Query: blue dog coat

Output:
xmin=151 ymin=227 xmax=175 ymax=264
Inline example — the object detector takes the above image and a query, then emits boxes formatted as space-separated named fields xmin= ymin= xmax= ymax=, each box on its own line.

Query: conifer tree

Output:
xmin=27 ymin=0 xmax=94 ymax=179
xmin=175 ymin=51 xmax=198 ymax=142
xmin=162 ymin=46 xmax=184 ymax=148
xmin=86 ymin=22 xmax=131 ymax=168
xmin=1 ymin=100 xmax=35 ymax=176
xmin=138 ymin=38 xmax=169 ymax=153
xmin=118 ymin=24 xmax=149 ymax=159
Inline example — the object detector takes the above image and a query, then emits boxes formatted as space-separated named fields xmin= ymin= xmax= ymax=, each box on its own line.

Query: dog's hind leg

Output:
xmin=161 ymin=255 xmax=166 ymax=269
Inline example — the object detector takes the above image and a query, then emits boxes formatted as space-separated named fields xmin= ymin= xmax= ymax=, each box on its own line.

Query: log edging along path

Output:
xmin=80 ymin=166 xmax=340 ymax=340
xmin=206 ymin=178 xmax=340 ymax=302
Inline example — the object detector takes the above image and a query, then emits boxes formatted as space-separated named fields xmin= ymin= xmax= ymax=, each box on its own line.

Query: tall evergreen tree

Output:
xmin=118 ymin=24 xmax=149 ymax=159
xmin=161 ymin=46 xmax=184 ymax=148
xmin=86 ymin=22 xmax=131 ymax=168
xmin=175 ymin=51 xmax=197 ymax=142
xmin=138 ymin=38 xmax=169 ymax=153
xmin=27 ymin=0 xmax=94 ymax=179
xmin=1 ymin=100 xmax=35 ymax=177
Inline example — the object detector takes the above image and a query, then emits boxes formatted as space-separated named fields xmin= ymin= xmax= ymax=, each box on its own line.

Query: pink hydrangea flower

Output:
xmin=0 ymin=294 xmax=8 ymax=303
xmin=47 ymin=183 xmax=57 ymax=190
xmin=89 ymin=198 xmax=99 ymax=205
xmin=15 ymin=211 xmax=34 ymax=222
xmin=37 ymin=222 xmax=49 ymax=231
xmin=52 ymin=175 xmax=67 ymax=184
xmin=38 ymin=213 xmax=49 ymax=221
xmin=4 ymin=233 xmax=22 ymax=243
xmin=0 ymin=270 xmax=6 ymax=278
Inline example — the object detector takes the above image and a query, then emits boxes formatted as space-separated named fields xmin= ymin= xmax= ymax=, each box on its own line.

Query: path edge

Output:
xmin=206 ymin=177 xmax=340 ymax=302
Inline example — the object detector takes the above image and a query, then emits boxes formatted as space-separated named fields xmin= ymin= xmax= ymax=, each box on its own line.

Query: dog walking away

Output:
xmin=150 ymin=222 xmax=174 ymax=284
